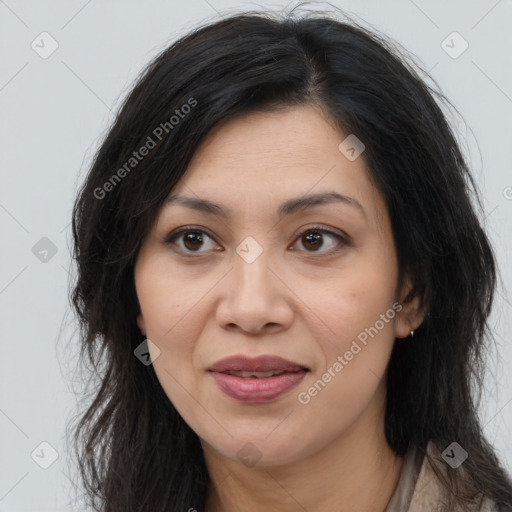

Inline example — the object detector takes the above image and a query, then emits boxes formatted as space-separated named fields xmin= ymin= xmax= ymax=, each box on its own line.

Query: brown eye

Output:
xmin=163 ymin=225 xmax=349 ymax=258
xmin=302 ymin=231 xmax=323 ymax=251
xmin=292 ymin=226 xmax=349 ymax=255
xmin=182 ymin=232 xmax=205 ymax=251
xmin=164 ymin=227 xmax=219 ymax=254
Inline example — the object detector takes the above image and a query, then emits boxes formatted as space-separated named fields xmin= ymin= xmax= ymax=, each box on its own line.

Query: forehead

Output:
xmin=185 ymin=105 xmax=347 ymax=173
xmin=168 ymin=105 xmax=387 ymax=228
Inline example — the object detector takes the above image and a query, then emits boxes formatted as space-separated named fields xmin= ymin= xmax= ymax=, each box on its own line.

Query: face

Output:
xmin=134 ymin=104 xmax=420 ymax=467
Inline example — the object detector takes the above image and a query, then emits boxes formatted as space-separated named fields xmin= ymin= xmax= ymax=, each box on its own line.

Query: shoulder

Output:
xmin=408 ymin=441 xmax=498 ymax=512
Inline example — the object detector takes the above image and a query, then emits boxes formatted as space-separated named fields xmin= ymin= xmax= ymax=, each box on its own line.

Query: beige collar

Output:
xmin=385 ymin=441 xmax=496 ymax=512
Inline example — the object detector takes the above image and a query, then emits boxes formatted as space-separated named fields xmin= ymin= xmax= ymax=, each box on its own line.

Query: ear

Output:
xmin=137 ymin=314 xmax=146 ymax=337
xmin=395 ymin=273 xmax=427 ymax=339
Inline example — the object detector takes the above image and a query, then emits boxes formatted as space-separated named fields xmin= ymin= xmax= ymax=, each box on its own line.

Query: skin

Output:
xmin=134 ymin=104 xmax=425 ymax=512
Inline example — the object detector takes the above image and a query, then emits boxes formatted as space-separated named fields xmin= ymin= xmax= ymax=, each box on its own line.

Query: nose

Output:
xmin=215 ymin=247 xmax=294 ymax=336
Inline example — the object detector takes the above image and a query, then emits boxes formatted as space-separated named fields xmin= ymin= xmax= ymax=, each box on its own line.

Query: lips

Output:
xmin=222 ymin=370 xmax=286 ymax=378
xmin=208 ymin=355 xmax=309 ymax=374
xmin=208 ymin=355 xmax=309 ymax=403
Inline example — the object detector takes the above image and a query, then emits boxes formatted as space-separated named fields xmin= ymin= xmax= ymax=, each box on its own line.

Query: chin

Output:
xmin=199 ymin=427 xmax=315 ymax=468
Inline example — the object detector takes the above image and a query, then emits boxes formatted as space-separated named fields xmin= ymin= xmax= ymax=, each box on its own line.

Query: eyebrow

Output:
xmin=165 ymin=191 xmax=366 ymax=220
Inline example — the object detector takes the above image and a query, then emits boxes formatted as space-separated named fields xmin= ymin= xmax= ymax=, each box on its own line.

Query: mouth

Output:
xmin=220 ymin=370 xmax=292 ymax=378
xmin=208 ymin=355 xmax=310 ymax=403
xmin=208 ymin=354 xmax=310 ymax=374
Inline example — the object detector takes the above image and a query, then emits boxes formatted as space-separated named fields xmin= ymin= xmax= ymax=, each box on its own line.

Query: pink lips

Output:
xmin=208 ymin=355 xmax=309 ymax=404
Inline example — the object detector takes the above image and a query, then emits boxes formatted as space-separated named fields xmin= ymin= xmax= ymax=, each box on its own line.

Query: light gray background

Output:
xmin=1 ymin=1 xmax=511 ymax=510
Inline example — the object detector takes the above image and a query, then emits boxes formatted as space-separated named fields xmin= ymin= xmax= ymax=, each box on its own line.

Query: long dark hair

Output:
xmin=69 ymin=4 xmax=512 ymax=511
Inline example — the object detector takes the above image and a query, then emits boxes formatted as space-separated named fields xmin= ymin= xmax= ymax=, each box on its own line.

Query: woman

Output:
xmin=70 ymin=4 xmax=512 ymax=511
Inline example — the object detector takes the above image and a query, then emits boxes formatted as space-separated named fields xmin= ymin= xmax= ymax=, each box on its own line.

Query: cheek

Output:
xmin=295 ymin=279 xmax=397 ymax=448
xmin=301 ymin=248 xmax=398 ymax=402
xmin=134 ymin=260 xmax=229 ymax=409
xmin=311 ymin=254 xmax=398 ymax=345
xmin=135 ymin=256 xmax=220 ymax=341
xmin=137 ymin=278 xmax=201 ymax=418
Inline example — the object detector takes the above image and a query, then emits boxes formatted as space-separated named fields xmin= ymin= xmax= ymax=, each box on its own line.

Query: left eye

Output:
xmin=292 ymin=228 xmax=346 ymax=254
xmin=164 ymin=226 xmax=347 ymax=255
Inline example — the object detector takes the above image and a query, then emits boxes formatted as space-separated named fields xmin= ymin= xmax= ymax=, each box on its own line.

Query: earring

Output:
xmin=410 ymin=329 xmax=415 ymax=337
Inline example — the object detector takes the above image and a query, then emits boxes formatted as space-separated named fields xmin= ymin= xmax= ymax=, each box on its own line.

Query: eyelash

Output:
xmin=162 ymin=224 xmax=350 ymax=258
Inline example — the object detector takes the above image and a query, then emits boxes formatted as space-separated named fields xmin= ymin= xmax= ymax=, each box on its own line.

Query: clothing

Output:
xmin=385 ymin=441 xmax=498 ymax=512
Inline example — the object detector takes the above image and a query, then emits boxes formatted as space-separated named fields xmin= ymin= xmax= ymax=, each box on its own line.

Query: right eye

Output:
xmin=163 ymin=226 xmax=221 ymax=255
